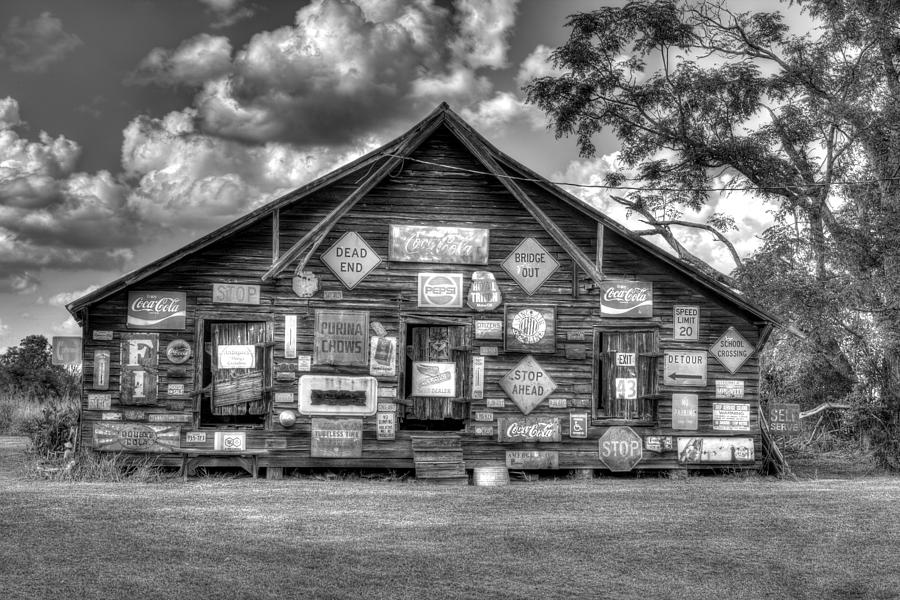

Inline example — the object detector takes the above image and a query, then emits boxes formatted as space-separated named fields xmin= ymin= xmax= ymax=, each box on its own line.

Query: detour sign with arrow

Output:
xmin=663 ymin=350 xmax=708 ymax=387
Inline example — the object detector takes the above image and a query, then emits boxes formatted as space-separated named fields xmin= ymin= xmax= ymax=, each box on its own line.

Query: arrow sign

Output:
xmin=666 ymin=372 xmax=705 ymax=381
xmin=663 ymin=350 xmax=707 ymax=387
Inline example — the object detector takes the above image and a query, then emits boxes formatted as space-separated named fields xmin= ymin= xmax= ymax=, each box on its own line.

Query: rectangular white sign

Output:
xmin=284 ymin=315 xmax=297 ymax=359
xmin=212 ymin=283 xmax=260 ymax=305
xmin=673 ymin=305 xmax=699 ymax=341
xmin=217 ymin=345 xmax=257 ymax=369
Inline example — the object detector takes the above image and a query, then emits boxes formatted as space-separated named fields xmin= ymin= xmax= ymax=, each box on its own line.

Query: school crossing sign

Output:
xmin=709 ymin=326 xmax=754 ymax=374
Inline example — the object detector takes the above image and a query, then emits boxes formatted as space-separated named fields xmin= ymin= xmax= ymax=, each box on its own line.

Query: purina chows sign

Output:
xmin=127 ymin=292 xmax=186 ymax=330
xmin=598 ymin=280 xmax=653 ymax=318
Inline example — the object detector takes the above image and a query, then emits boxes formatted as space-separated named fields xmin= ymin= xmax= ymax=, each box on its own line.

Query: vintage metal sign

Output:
xmin=214 ymin=431 xmax=246 ymax=451
xmin=313 ymin=309 xmax=369 ymax=367
xmin=472 ymin=356 xmax=485 ymax=400
xmin=569 ymin=413 xmax=588 ymax=438
xmin=417 ymin=272 xmax=464 ymax=308
xmin=93 ymin=422 xmax=180 ymax=453
xmin=92 ymin=330 xmax=114 ymax=341
xmin=298 ymin=375 xmax=378 ymax=416
xmin=376 ymin=412 xmax=396 ymax=440
xmin=127 ymin=292 xmax=186 ymax=330
xmin=769 ymin=403 xmax=802 ymax=436
xmin=369 ymin=336 xmax=397 ymax=377
xmin=321 ymin=231 xmax=382 ymax=290
xmin=185 ymin=431 xmax=206 ymax=444
xmin=502 ymin=237 xmax=560 ymax=295
xmin=499 ymin=355 xmax=558 ymax=415
xmin=389 ymin=224 xmax=489 ymax=264
xmin=310 ymin=418 xmax=363 ymax=458
xmin=165 ymin=339 xmax=191 ymax=364
xmin=497 ymin=416 xmax=561 ymax=443
xmin=672 ymin=393 xmax=698 ymax=430
xmin=475 ymin=320 xmax=502 ymax=340
xmin=292 ymin=270 xmax=319 ymax=298
xmin=709 ymin=326 xmax=754 ymax=373
xmin=505 ymin=305 xmax=556 ymax=353
xmin=673 ymin=305 xmax=700 ymax=341
xmin=51 ymin=337 xmax=82 ymax=365
xmin=474 ymin=411 xmax=494 ymax=421
xmin=598 ymin=280 xmax=653 ymax=318
xmin=212 ymin=283 xmax=260 ymax=305
xmin=87 ymin=393 xmax=112 ymax=410
xmin=92 ymin=350 xmax=110 ymax=390
xmin=467 ymin=271 xmax=502 ymax=310
xmin=599 ymin=426 xmax=643 ymax=472
xmin=644 ymin=436 xmax=674 ymax=452
xmin=470 ymin=424 xmax=494 ymax=436
xmin=411 ymin=362 xmax=457 ymax=397
xmin=284 ymin=315 xmax=297 ymax=359
xmin=663 ymin=350 xmax=708 ymax=387
xmin=486 ymin=398 xmax=505 ymax=408
xmin=120 ymin=333 xmax=159 ymax=405
xmin=677 ymin=437 xmax=754 ymax=463
xmin=506 ymin=451 xmax=559 ymax=469
xmin=713 ymin=402 xmax=751 ymax=431
xmin=716 ymin=379 xmax=745 ymax=399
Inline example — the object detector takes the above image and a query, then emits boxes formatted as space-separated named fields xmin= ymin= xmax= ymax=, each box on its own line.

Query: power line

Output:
xmin=382 ymin=152 xmax=898 ymax=193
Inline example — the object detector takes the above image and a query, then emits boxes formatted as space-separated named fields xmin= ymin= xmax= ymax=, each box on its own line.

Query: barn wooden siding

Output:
xmin=74 ymin=107 xmax=773 ymax=474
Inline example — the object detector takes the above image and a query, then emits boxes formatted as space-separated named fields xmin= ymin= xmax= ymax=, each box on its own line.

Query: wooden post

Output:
xmin=271 ymin=208 xmax=280 ymax=265
xmin=266 ymin=467 xmax=284 ymax=481
xmin=596 ymin=223 xmax=604 ymax=275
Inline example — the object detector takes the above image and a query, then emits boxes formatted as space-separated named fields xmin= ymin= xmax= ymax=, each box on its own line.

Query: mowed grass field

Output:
xmin=2 ymin=461 xmax=899 ymax=600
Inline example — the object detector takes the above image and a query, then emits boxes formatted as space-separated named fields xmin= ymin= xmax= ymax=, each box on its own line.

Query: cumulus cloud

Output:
xmin=0 ymin=98 xmax=136 ymax=290
xmin=0 ymin=12 xmax=82 ymax=73
xmin=198 ymin=0 xmax=255 ymax=29
xmin=126 ymin=34 xmax=233 ymax=87
xmin=121 ymin=108 xmax=378 ymax=230
xmin=128 ymin=0 xmax=520 ymax=147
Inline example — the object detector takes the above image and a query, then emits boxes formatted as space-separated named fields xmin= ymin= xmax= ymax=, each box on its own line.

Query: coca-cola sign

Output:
xmin=497 ymin=416 xmax=561 ymax=443
xmin=127 ymin=292 xmax=186 ymax=330
xmin=599 ymin=280 xmax=653 ymax=318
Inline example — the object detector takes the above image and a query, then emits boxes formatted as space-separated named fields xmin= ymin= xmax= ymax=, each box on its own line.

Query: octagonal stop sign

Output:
xmin=598 ymin=426 xmax=643 ymax=472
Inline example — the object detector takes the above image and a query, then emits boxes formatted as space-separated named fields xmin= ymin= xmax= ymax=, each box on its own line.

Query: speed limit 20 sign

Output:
xmin=673 ymin=305 xmax=699 ymax=341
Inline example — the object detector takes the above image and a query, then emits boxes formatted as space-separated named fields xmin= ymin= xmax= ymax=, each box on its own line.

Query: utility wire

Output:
xmin=382 ymin=152 xmax=897 ymax=193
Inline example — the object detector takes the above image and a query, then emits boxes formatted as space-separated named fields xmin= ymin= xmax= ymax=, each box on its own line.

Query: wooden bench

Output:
xmin=178 ymin=450 xmax=268 ymax=481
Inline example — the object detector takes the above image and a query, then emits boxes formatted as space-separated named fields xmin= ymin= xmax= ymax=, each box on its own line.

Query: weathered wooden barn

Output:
xmin=68 ymin=103 xmax=777 ymax=481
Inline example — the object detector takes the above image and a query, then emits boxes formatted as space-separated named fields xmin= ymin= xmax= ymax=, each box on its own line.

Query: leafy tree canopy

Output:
xmin=525 ymin=0 xmax=900 ymax=416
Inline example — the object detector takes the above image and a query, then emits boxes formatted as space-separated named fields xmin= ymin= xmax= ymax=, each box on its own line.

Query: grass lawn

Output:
xmin=1 ymin=470 xmax=899 ymax=600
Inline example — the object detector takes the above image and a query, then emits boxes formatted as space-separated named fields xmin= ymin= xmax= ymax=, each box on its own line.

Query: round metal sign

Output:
xmin=165 ymin=339 xmax=192 ymax=364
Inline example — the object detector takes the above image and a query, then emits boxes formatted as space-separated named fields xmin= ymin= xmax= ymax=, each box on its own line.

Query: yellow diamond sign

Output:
xmin=502 ymin=238 xmax=560 ymax=295
xmin=709 ymin=326 xmax=754 ymax=374
xmin=321 ymin=232 xmax=382 ymax=290
xmin=499 ymin=355 xmax=557 ymax=415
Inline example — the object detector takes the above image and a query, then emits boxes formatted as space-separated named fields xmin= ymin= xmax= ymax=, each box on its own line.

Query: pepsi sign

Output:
xmin=417 ymin=273 xmax=463 ymax=308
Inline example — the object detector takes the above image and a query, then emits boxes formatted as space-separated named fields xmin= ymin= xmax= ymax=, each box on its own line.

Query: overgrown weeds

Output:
xmin=25 ymin=448 xmax=168 ymax=483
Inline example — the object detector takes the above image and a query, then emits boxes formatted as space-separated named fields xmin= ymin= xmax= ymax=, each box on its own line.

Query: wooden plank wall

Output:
xmin=80 ymin=127 xmax=766 ymax=472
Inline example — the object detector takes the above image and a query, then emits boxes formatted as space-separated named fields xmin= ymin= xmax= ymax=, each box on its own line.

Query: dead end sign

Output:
xmin=321 ymin=231 xmax=381 ymax=290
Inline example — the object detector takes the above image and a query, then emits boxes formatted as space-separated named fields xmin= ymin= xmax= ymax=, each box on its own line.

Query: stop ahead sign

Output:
xmin=598 ymin=426 xmax=643 ymax=472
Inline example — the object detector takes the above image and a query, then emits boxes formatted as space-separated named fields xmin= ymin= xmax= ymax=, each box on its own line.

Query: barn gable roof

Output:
xmin=67 ymin=103 xmax=777 ymax=326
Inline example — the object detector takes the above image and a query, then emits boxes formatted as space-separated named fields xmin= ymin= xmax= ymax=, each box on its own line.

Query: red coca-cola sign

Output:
xmin=127 ymin=292 xmax=186 ymax=330
xmin=599 ymin=280 xmax=653 ymax=318
xmin=497 ymin=417 xmax=561 ymax=443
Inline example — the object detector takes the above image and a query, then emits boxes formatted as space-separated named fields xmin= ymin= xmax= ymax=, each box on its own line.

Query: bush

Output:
xmin=27 ymin=449 xmax=166 ymax=482
xmin=20 ymin=398 xmax=79 ymax=458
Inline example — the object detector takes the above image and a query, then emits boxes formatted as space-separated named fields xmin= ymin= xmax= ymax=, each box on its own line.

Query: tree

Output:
xmin=524 ymin=0 xmax=900 ymax=427
xmin=0 ymin=335 xmax=77 ymax=401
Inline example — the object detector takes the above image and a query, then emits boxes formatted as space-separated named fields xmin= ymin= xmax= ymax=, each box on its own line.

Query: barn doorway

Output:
xmin=400 ymin=320 xmax=471 ymax=431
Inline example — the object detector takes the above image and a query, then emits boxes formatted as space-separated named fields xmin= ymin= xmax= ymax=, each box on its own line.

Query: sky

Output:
xmin=0 ymin=0 xmax=800 ymax=353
